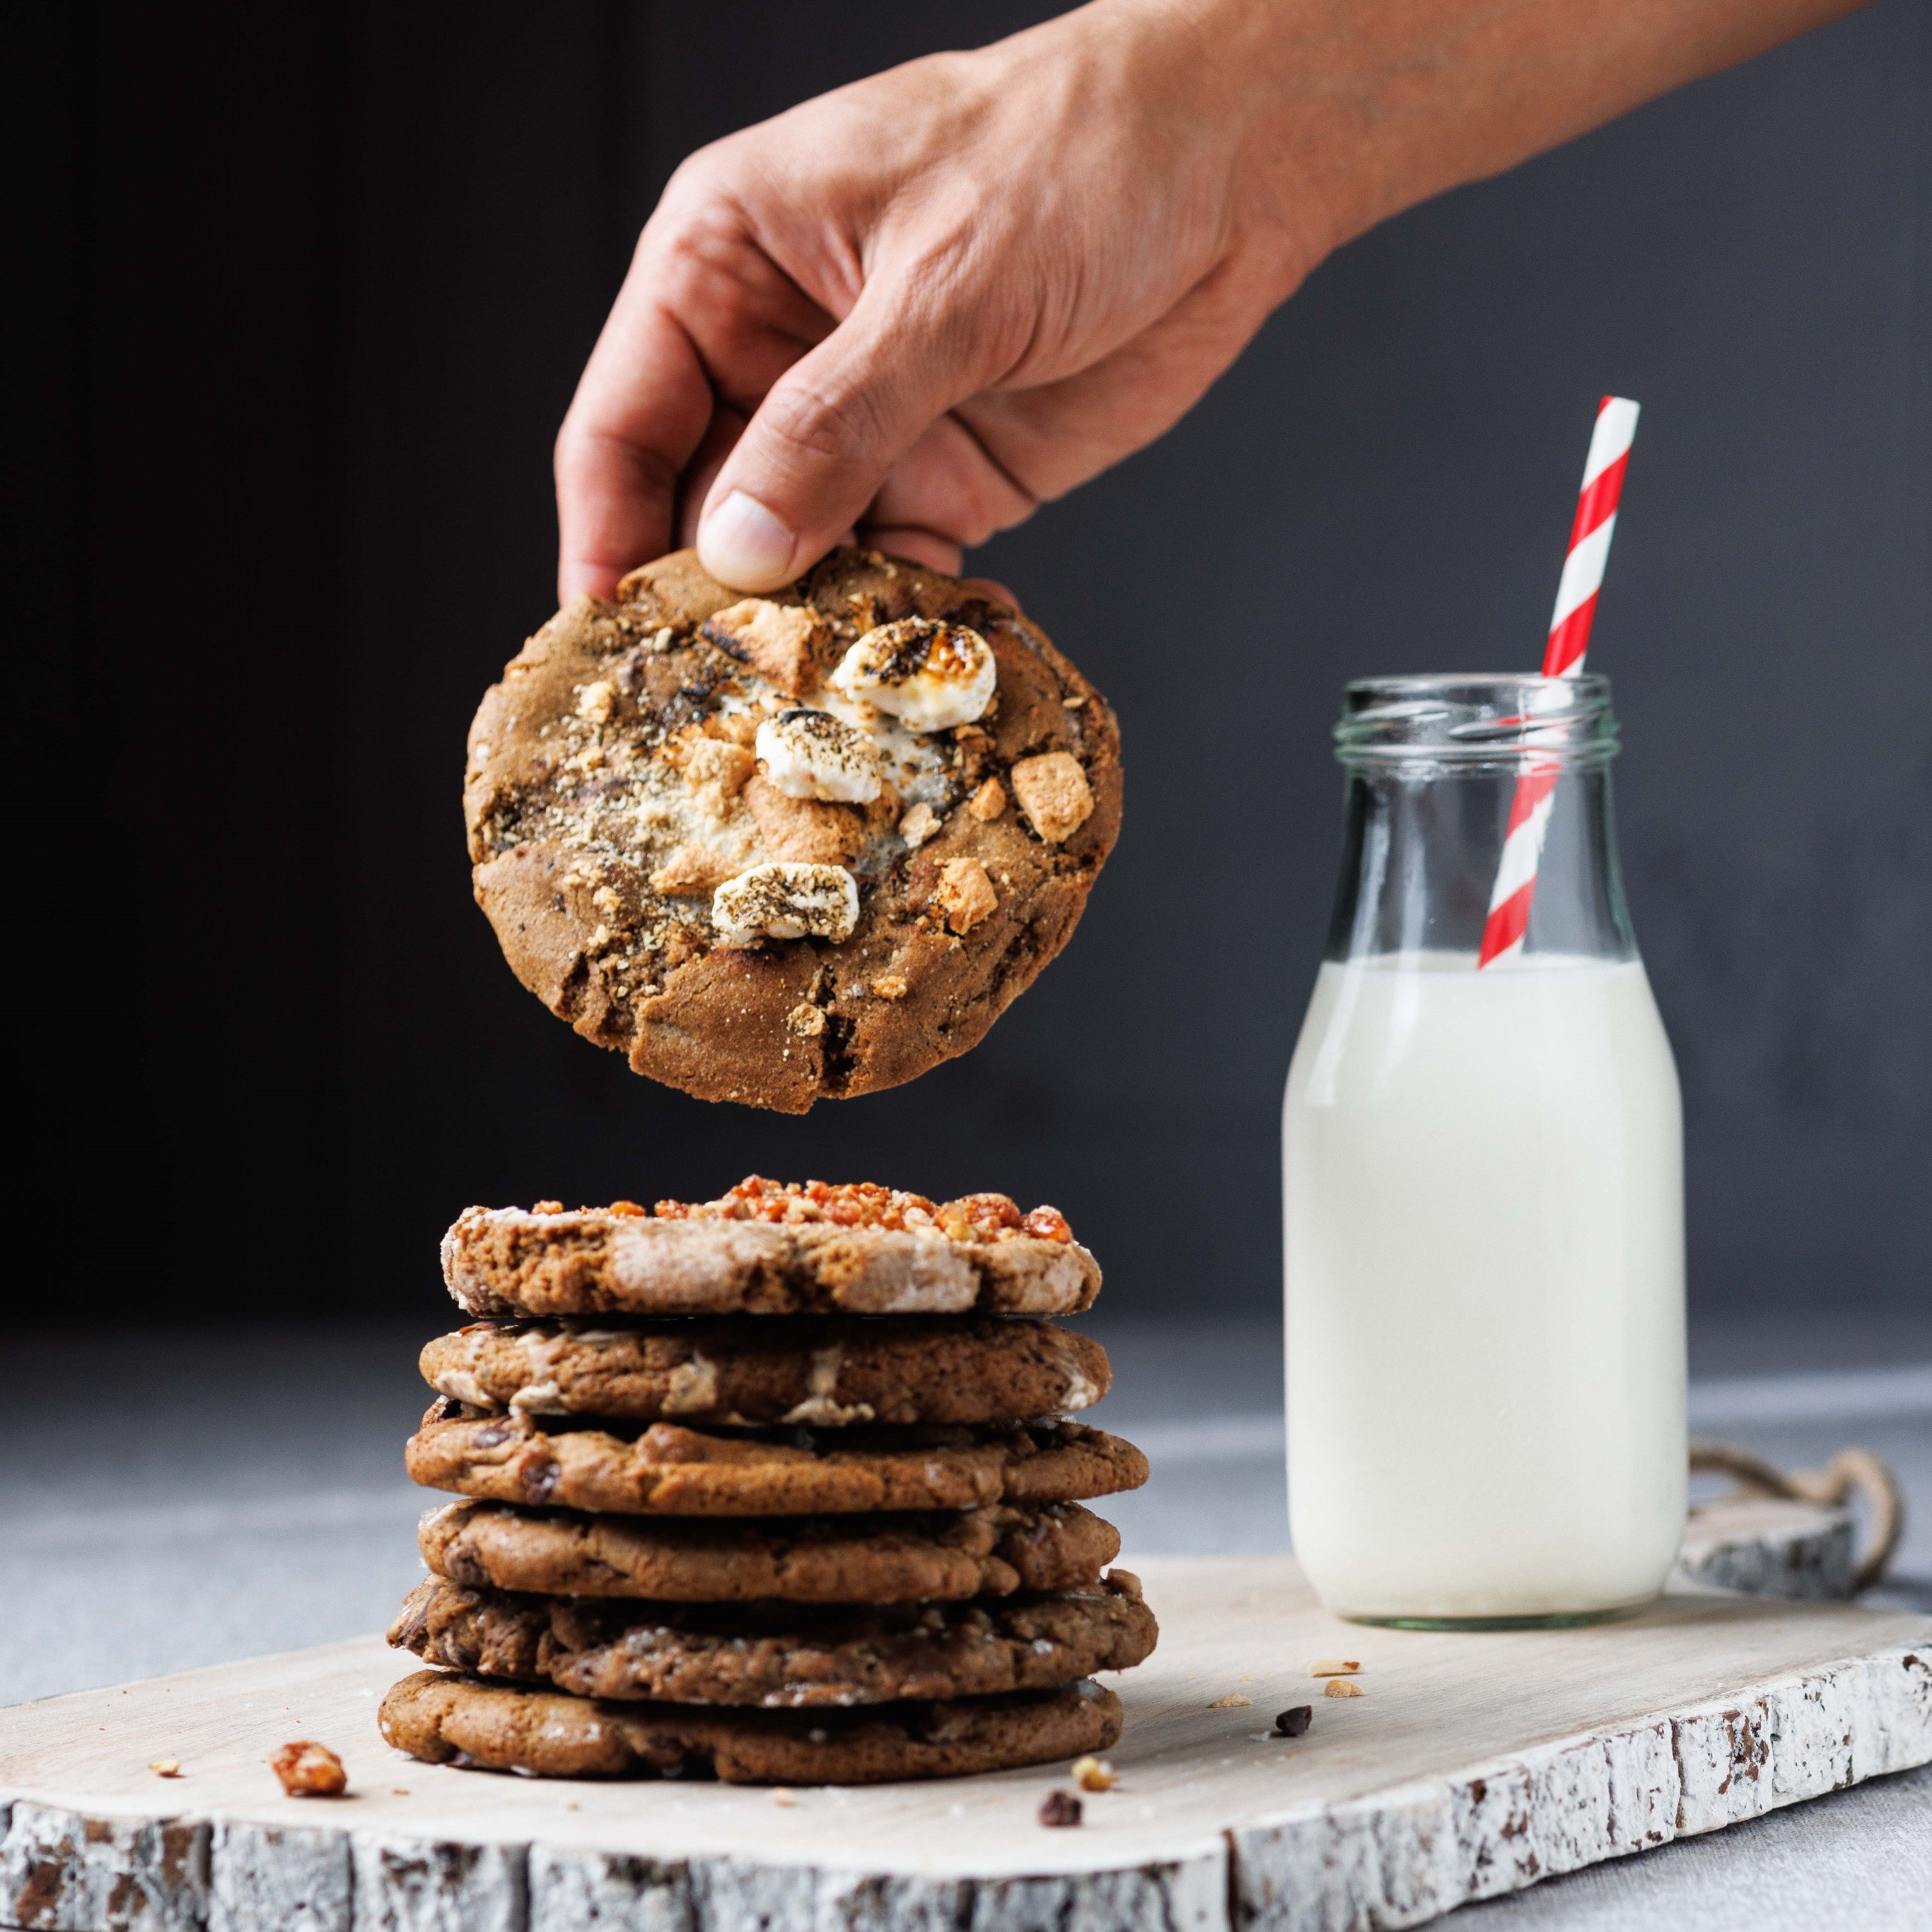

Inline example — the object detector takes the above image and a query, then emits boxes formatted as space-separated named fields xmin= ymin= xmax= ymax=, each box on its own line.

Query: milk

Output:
xmin=1283 ymin=952 xmax=1685 ymax=1622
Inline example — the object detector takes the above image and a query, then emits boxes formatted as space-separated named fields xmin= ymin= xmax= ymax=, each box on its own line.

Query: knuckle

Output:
xmin=761 ymin=378 xmax=890 ymax=475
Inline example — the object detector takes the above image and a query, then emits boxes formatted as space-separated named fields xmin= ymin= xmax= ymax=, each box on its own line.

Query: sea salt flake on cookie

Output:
xmin=713 ymin=863 xmax=859 ymax=945
xmin=831 ymin=618 xmax=996 ymax=732
xmin=755 ymin=709 xmax=883 ymax=803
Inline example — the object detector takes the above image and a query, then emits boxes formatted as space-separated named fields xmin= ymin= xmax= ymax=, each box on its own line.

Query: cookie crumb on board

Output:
xmin=1072 ymin=1754 xmax=1117 ymax=1792
xmin=272 ymin=1740 xmax=349 ymax=1797
xmin=1325 ymin=1679 xmax=1366 ymax=1699
xmin=1209 ymin=1692 xmax=1253 ymax=1709
xmin=1037 ymin=1788 xmax=1083 ymax=1827
xmin=149 ymin=1758 xmax=182 ymax=1778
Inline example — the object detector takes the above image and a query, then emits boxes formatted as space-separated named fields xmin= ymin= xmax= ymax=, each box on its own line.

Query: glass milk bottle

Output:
xmin=1284 ymin=675 xmax=1685 ymax=1627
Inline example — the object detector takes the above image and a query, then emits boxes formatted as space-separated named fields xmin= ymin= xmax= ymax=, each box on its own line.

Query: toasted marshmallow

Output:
xmin=712 ymin=863 xmax=860 ymax=945
xmin=755 ymin=708 xmax=883 ymax=803
xmin=830 ymin=618 xmax=996 ymax=733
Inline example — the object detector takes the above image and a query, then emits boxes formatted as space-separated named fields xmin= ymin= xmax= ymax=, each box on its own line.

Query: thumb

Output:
xmin=696 ymin=284 xmax=976 ymax=590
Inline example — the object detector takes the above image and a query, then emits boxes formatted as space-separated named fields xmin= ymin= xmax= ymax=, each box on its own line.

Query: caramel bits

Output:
xmin=271 ymin=1740 xmax=348 ymax=1797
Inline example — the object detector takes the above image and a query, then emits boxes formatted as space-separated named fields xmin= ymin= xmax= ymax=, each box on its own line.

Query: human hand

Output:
xmin=556 ymin=0 xmax=1857 ymax=598
xmin=556 ymin=0 xmax=1320 ymax=595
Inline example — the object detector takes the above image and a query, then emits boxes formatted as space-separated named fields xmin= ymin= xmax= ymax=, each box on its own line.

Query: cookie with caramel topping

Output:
xmin=440 ymin=1183 xmax=1100 ymax=1321
xmin=464 ymin=546 xmax=1120 ymax=1112
xmin=379 ymin=1670 xmax=1122 ymax=1783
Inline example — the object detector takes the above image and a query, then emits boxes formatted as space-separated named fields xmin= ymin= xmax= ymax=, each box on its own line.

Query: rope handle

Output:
xmin=1689 ymin=1440 xmax=1904 ymax=1593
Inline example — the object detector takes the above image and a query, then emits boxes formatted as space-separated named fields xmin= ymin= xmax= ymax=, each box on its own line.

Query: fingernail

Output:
xmin=699 ymin=490 xmax=796 ymax=590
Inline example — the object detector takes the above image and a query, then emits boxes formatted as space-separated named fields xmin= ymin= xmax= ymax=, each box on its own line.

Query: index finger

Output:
xmin=554 ymin=289 xmax=714 ymax=603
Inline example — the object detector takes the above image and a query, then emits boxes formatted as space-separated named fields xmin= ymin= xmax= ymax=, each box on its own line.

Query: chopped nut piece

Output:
xmin=1061 ymin=694 xmax=1088 ymax=709
xmin=1324 ymin=1680 xmax=1366 ymax=1699
xmin=1308 ymin=1658 xmax=1361 ymax=1676
xmin=1010 ymin=752 xmax=1094 ymax=844
xmin=935 ymin=856 xmax=998 ymax=934
xmin=532 ymin=1201 xmax=564 ymax=1215
xmin=1274 ymin=1705 xmax=1314 ymax=1737
xmin=755 ymin=709 xmax=883 ymax=803
xmin=1072 ymin=1755 xmax=1117 ymax=1793
xmin=871 ymin=974 xmax=909 ymax=1000
xmin=1037 ymin=1789 xmax=1083 ymax=1827
xmin=574 ymin=679 xmax=616 ymax=723
xmin=701 ymin=599 xmax=833 ymax=697
xmin=1208 ymin=1693 xmax=1253 ymax=1709
xmin=149 ymin=1758 xmax=182 ymax=1778
xmin=271 ymin=1740 xmax=348 ymax=1797
xmin=831 ymin=617 xmax=996 ymax=731
xmin=898 ymin=801 xmax=941 ymax=848
xmin=649 ymin=626 xmax=675 ymax=652
xmin=712 ymin=862 xmax=860 ymax=945
xmin=967 ymin=776 xmax=1007 ymax=820
xmin=786 ymin=1002 xmax=827 ymax=1037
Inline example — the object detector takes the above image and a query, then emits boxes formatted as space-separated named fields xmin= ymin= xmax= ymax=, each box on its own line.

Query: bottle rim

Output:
xmin=1334 ymin=673 xmax=1619 ymax=768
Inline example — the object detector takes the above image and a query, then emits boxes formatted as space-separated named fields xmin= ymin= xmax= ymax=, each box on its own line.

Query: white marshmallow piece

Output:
xmin=755 ymin=708 xmax=883 ymax=803
xmin=829 ymin=618 xmax=996 ymax=734
xmin=711 ymin=862 xmax=860 ymax=946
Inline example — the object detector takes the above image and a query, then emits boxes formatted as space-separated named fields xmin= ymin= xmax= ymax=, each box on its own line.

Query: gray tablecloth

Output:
xmin=4 ymin=1315 xmax=1927 ymax=1928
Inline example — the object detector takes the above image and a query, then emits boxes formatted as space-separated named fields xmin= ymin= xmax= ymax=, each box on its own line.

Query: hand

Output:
xmin=556 ymin=0 xmax=1858 ymax=598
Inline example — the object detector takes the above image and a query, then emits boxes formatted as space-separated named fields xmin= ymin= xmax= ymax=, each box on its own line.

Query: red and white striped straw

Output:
xmin=1477 ymin=395 xmax=1640 ymax=967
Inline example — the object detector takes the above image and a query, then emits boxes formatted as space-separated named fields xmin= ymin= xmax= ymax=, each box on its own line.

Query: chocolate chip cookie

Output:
xmin=464 ymin=547 xmax=1122 ymax=1111
xmin=419 ymin=1315 xmax=1109 ymax=1426
xmin=380 ymin=1670 xmax=1123 ymax=1783
xmin=418 ymin=1498 xmax=1119 ymax=1602
xmin=388 ymin=1569 xmax=1156 ymax=1706
xmin=441 ymin=1183 xmax=1100 ymax=1320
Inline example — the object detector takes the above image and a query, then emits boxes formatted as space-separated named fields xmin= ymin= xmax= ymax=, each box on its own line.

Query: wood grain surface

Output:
xmin=3 ymin=1554 xmax=1926 ymax=1931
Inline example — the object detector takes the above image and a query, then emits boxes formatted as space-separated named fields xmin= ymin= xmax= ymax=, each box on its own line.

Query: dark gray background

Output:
xmin=17 ymin=0 xmax=1927 ymax=1324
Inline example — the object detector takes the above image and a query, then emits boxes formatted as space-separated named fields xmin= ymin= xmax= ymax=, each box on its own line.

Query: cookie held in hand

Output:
xmin=464 ymin=547 xmax=1121 ymax=1111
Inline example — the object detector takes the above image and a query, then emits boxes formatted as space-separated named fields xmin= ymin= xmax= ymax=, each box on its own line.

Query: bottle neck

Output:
xmin=1323 ymin=675 xmax=1637 ymax=966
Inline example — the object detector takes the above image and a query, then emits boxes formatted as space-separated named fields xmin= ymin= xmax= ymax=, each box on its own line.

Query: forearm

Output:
xmin=1131 ymin=0 xmax=1866 ymax=276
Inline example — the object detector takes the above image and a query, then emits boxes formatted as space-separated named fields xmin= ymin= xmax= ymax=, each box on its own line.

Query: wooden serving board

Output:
xmin=3 ymin=1555 xmax=1926 ymax=1932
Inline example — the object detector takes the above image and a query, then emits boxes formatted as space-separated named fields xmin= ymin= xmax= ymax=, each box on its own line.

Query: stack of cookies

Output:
xmin=379 ymin=1178 xmax=1156 ymax=1786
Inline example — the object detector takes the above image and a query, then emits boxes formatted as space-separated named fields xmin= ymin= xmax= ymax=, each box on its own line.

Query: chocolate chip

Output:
xmin=1274 ymin=1705 xmax=1313 ymax=1738
xmin=472 ymin=1424 xmax=511 ymax=1448
xmin=1037 ymin=1789 xmax=1082 ymax=1827
xmin=525 ymin=1460 xmax=561 ymax=1504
